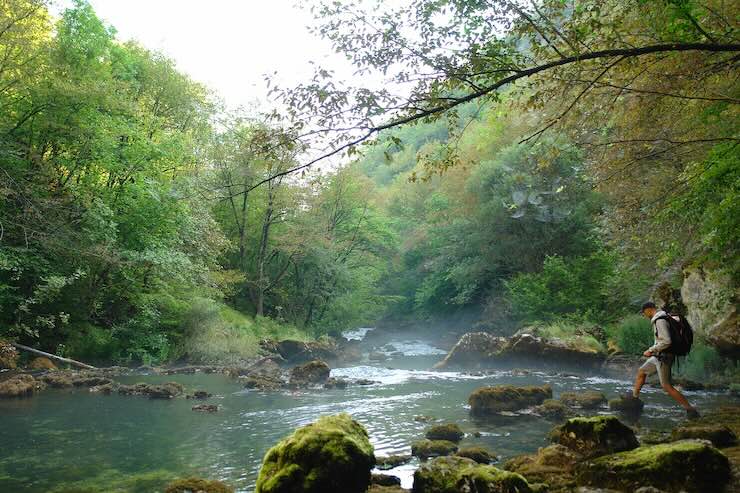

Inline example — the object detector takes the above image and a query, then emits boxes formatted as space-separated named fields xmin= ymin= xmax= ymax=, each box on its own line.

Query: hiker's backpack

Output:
xmin=655 ymin=312 xmax=694 ymax=356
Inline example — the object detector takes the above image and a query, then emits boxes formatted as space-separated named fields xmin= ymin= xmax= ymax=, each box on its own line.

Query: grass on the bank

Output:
xmin=175 ymin=298 xmax=311 ymax=365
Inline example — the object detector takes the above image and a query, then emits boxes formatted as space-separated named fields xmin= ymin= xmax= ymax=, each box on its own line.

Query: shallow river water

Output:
xmin=1 ymin=331 xmax=737 ymax=492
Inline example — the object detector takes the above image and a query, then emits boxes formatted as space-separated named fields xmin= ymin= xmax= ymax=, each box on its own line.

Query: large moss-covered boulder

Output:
xmin=681 ymin=265 xmax=739 ymax=358
xmin=288 ymin=360 xmax=330 ymax=387
xmin=533 ymin=399 xmax=573 ymax=421
xmin=412 ymin=456 xmax=533 ymax=493
xmin=164 ymin=477 xmax=234 ymax=493
xmin=671 ymin=424 xmax=738 ymax=447
xmin=0 ymin=374 xmax=42 ymax=398
xmin=498 ymin=326 xmax=606 ymax=368
xmin=411 ymin=440 xmax=459 ymax=459
xmin=549 ymin=416 xmax=638 ymax=458
xmin=575 ymin=440 xmax=731 ymax=492
xmin=469 ymin=385 xmax=552 ymax=416
xmin=0 ymin=341 xmax=18 ymax=369
xmin=433 ymin=332 xmax=506 ymax=369
xmin=455 ymin=446 xmax=496 ymax=464
xmin=425 ymin=423 xmax=464 ymax=442
xmin=255 ymin=413 xmax=375 ymax=493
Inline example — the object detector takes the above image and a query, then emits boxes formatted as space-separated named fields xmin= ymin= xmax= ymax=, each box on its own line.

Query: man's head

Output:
xmin=641 ymin=301 xmax=657 ymax=319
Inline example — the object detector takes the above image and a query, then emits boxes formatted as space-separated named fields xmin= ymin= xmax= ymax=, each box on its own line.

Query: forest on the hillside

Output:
xmin=0 ymin=0 xmax=737 ymax=375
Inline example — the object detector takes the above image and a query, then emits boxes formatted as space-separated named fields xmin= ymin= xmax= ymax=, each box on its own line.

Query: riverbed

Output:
xmin=1 ymin=331 xmax=736 ymax=492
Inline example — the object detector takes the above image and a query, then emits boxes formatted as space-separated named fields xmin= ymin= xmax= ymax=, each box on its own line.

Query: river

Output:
xmin=0 ymin=329 xmax=735 ymax=492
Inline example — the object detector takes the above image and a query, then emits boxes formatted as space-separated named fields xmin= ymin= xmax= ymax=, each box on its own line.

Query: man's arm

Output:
xmin=647 ymin=318 xmax=672 ymax=354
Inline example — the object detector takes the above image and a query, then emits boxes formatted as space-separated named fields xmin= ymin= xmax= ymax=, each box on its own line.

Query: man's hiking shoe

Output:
xmin=686 ymin=408 xmax=701 ymax=420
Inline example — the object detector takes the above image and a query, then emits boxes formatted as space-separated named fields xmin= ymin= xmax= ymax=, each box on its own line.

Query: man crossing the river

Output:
xmin=623 ymin=301 xmax=700 ymax=419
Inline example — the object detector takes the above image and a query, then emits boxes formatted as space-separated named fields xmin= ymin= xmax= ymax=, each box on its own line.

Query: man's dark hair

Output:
xmin=641 ymin=301 xmax=657 ymax=311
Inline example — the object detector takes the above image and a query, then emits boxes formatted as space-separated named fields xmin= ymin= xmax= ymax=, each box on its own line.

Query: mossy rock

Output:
xmin=504 ymin=444 xmax=581 ymax=489
xmin=255 ymin=413 xmax=375 ymax=493
xmin=549 ymin=416 xmax=638 ymax=458
xmin=468 ymin=385 xmax=552 ymax=416
xmin=28 ymin=357 xmax=57 ymax=370
xmin=671 ymin=424 xmax=738 ymax=447
xmin=412 ymin=455 xmax=533 ymax=493
xmin=575 ymin=440 xmax=731 ymax=493
xmin=559 ymin=391 xmax=607 ymax=409
xmin=455 ymin=446 xmax=495 ymax=464
xmin=608 ymin=395 xmax=645 ymax=414
xmin=0 ymin=374 xmax=41 ymax=398
xmin=288 ymin=360 xmax=330 ymax=387
xmin=164 ymin=477 xmax=234 ymax=493
xmin=375 ymin=454 xmax=412 ymax=470
xmin=533 ymin=399 xmax=573 ymax=421
xmin=411 ymin=440 xmax=459 ymax=459
xmin=425 ymin=423 xmax=464 ymax=442
xmin=371 ymin=473 xmax=401 ymax=486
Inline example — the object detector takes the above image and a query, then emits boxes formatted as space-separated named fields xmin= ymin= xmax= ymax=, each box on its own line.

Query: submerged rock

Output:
xmin=0 ymin=374 xmax=42 ymax=397
xmin=575 ymin=440 xmax=731 ymax=492
xmin=323 ymin=377 xmax=348 ymax=389
xmin=192 ymin=404 xmax=218 ymax=413
xmin=533 ymin=399 xmax=574 ymax=420
xmin=425 ymin=423 xmax=464 ymax=442
xmin=117 ymin=381 xmax=183 ymax=399
xmin=89 ymin=383 xmax=115 ymax=394
xmin=186 ymin=390 xmax=212 ymax=400
xmin=549 ymin=416 xmax=639 ymax=458
xmin=468 ymin=385 xmax=552 ymax=415
xmin=433 ymin=332 xmax=506 ymax=369
xmin=288 ymin=360 xmax=330 ymax=387
xmin=411 ymin=440 xmax=459 ymax=459
xmin=164 ymin=477 xmax=234 ymax=493
xmin=671 ymin=424 xmax=738 ymax=447
xmin=375 ymin=454 xmax=412 ymax=470
xmin=28 ymin=357 xmax=57 ymax=370
xmin=559 ymin=391 xmax=607 ymax=409
xmin=255 ymin=413 xmax=375 ymax=493
xmin=455 ymin=446 xmax=496 ymax=464
xmin=413 ymin=456 xmax=533 ymax=493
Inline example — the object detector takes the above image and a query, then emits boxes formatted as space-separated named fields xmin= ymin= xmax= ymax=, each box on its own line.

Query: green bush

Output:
xmin=608 ymin=315 xmax=654 ymax=356
xmin=676 ymin=338 xmax=728 ymax=381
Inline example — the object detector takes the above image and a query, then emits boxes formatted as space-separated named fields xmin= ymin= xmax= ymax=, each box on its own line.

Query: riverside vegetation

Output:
xmin=1 ymin=1 xmax=739 ymax=492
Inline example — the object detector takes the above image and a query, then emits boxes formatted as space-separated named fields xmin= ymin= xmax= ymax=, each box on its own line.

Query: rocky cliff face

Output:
xmin=681 ymin=265 xmax=739 ymax=358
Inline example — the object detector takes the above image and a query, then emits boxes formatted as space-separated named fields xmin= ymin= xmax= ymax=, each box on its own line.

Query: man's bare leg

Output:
xmin=633 ymin=370 xmax=647 ymax=398
xmin=661 ymin=382 xmax=692 ymax=409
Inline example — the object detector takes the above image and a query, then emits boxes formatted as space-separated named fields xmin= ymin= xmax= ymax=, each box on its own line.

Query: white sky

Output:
xmin=54 ymin=0 xmax=348 ymax=110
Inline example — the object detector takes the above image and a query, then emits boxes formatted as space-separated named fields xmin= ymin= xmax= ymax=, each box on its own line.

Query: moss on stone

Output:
xmin=0 ymin=374 xmax=41 ymax=398
xmin=504 ymin=444 xmax=581 ymax=491
xmin=411 ymin=439 xmax=459 ymax=459
xmin=671 ymin=424 xmax=738 ymax=447
xmin=549 ymin=415 xmax=638 ymax=458
xmin=413 ymin=456 xmax=533 ymax=493
xmin=575 ymin=440 xmax=731 ymax=493
xmin=468 ymin=385 xmax=552 ymax=415
xmin=455 ymin=446 xmax=496 ymax=464
xmin=375 ymin=454 xmax=412 ymax=470
xmin=533 ymin=399 xmax=573 ymax=420
xmin=164 ymin=477 xmax=234 ymax=493
xmin=255 ymin=413 xmax=374 ymax=493
xmin=425 ymin=423 xmax=464 ymax=442
xmin=558 ymin=391 xmax=607 ymax=409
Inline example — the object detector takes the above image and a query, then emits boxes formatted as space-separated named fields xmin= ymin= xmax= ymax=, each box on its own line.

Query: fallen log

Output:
xmin=11 ymin=343 xmax=96 ymax=370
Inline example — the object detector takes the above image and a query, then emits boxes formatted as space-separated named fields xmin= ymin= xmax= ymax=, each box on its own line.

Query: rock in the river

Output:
xmin=243 ymin=375 xmax=285 ymax=391
xmin=425 ymin=423 xmax=464 ymax=442
xmin=192 ymin=404 xmax=218 ymax=413
xmin=371 ymin=473 xmax=401 ymax=486
xmin=164 ymin=477 xmax=234 ymax=493
xmin=186 ymin=390 xmax=212 ymax=399
xmin=117 ymin=381 xmax=183 ymax=399
xmin=375 ymin=454 xmax=412 ymax=470
xmin=0 ymin=340 xmax=18 ymax=369
xmin=455 ymin=446 xmax=496 ymax=464
xmin=323 ymin=377 xmax=348 ymax=389
xmin=533 ymin=399 xmax=574 ymax=420
xmin=288 ymin=360 xmax=330 ymax=387
xmin=504 ymin=444 xmax=581 ymax=489
xmin=0 ymin=374 xmax=42 ymax=397
xmin=262 ymin=338 xmax=341 ymax=363
xmin=413 ymin=456 xmax=533 ymax=493
xmin=411 ymin=440 xmax=459 ymax=459
xmin=549 ymin=416 xmax=639 ymax=458
xmin=608 ymin=395 xmax=645 ymax=415
xmin=575 ymin=440 xmax=731 ymax=492
xmin=681 ymin=264 xmax=739 ymax=357
xmin=499 ymin=326 xmax=606 ymax=368
xmin=255 ymin=413 xmax=375 ymax=493
xmin=40 ymin=371 xmax=113 ymax=388
xmin=671 ymin=424 xmax=738 ymax=447
xmin=28 ymin=357 xmax=57 ymax=370
xmin=369 ymin=351 xmax=388 ymax=361
xmin=559 ymin=391 xmax=607 ymax=409
xmin=468 ymin=384 xmax=552 ymax=416
xmin=433 ymin=332 xmax=506 ymax=369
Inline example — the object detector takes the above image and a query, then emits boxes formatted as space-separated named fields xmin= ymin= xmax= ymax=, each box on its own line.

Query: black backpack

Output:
xmin=655 ymin=312 xmax=694 ymax=356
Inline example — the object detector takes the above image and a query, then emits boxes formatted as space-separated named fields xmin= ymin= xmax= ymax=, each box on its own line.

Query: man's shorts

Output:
xmin=639 ymin=354 xmax=674 ymax=386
